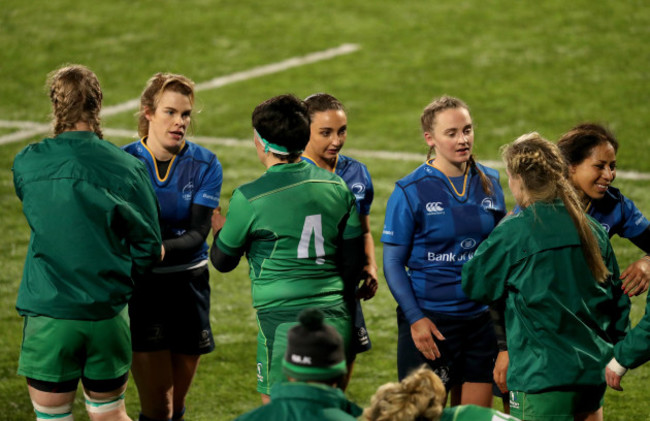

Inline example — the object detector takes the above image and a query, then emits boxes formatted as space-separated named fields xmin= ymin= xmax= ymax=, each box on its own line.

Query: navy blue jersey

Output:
xmin=123 ymin=139 xmax=222 ymax=266
xmin=301 ymin=154 xmax=374 ymax=215
xmin=381 ymin=161 xmax=506 ymax=317
xmin=587 ymin=186 xmax=649 ymax=239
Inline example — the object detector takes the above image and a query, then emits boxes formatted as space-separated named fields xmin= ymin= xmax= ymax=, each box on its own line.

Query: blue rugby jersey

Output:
xmin=301 ymin=154 xmax=374 ymax=215
xmin=123 ymin=138 xmax=222 ymax=267
xmin=587 ymin=186 xmax=649 ymax=239
xmin=381 ymin=161 xmax=506 ymax=318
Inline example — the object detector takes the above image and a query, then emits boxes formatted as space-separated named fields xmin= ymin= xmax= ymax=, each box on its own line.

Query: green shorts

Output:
xmin=18 ymin=307 xmax=131 ymax=383
xmin=255 ymin=302 xmax=352 ymax=395
xmin=509 ymin=385 xmax=605 ymax=420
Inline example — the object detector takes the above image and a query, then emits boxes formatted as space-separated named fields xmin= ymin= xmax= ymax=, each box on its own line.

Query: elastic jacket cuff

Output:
xmin=607 ymin=358 xmax=628 ymax=377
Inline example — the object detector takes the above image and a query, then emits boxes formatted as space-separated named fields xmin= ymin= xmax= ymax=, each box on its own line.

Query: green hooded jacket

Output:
xmin=462 ymin=201 xmax=630 ymax=393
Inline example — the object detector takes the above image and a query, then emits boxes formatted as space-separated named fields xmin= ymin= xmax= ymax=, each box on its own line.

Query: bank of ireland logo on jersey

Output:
xmin=425 ymin=202 xmax=444 ymax=215
xmin=460 ymin=238 xmax=477 ymax=249
xmin=182 ymin=181 xmax=194 ymax=201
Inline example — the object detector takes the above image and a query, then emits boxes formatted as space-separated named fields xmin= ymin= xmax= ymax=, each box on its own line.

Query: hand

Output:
xmin=620 ymin=257 xmax=650 ymax=296
xmin=606 ymin=366 xmax=624 ymax=391
xmin=356 ymin=266 xmax=378 ymax=300
xmin=410 ymin=317 xmax=445 ymax=361
xmin=160 ymin=244 xmax=165 ymax=262
xmin=493 ymin=350 xmax=509 ymax=393
xmin=212 ymin=206 xmax=226 ymax=233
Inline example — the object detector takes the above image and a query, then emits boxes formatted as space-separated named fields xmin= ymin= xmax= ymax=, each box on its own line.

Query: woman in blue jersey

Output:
xmin=123 ymin=73 xmax=222 ymax=421
xmin=557 ymin=123 xmax=650 ymax=297
xmin=381 ymin=96 xmax=506 ymax=407
xmin=302 ymin=93 xmax=378 ymax=378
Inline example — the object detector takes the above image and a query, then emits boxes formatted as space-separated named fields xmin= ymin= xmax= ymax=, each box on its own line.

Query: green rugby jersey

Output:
xmin=217 ymin=161 xmax=362 ymax=310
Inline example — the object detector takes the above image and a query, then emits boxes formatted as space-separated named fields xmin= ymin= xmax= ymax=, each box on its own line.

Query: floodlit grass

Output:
xmin=1 ymin=0 xmax=649 ymax=419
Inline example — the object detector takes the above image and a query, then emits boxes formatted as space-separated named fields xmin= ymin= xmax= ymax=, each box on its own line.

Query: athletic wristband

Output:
xmin=607 ymin=358 xmax=628 ymax=377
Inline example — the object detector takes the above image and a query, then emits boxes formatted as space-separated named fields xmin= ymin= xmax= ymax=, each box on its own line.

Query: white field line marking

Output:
xmin=0 ymin=44 xmax=361 ymax=145
xmin=3 ymin=124 xmax=650 ymax=181
xmin=3 ymin=122 xmax=650 ymax=182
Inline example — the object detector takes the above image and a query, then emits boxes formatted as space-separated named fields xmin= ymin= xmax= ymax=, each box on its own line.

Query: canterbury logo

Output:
xmin=426 ymin=202 xmax=444 ymax=213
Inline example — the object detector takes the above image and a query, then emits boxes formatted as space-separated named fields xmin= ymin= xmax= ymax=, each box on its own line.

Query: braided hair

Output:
xmin=363 ymin=366 xmax=446 ymax=421
xmin=502 ymin=132 xmax=609 ymax=283
xmin=48 ymin=65 xmax=103 ymax=138
xmin=420 ymin=96 xmax=493 ymax=195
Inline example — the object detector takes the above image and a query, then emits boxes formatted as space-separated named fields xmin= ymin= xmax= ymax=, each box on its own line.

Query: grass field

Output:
xmin=1 ymin=0 xmax=650 ymax=419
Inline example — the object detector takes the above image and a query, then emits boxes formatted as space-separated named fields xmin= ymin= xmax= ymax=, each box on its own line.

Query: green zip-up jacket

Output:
xmin=462 ymin=200 xmax=630 ymax=393
xmin=234 ymin=381 xmax=362 ymax=421
xmin=12 ymin=131 xmax=162 ymax=320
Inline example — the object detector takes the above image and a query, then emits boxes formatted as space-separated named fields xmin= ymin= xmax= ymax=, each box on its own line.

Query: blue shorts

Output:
xmin=129 ymin=266 xmax=214 ymax=354
xmin=396 ymin=307 xmax=497 ymax=389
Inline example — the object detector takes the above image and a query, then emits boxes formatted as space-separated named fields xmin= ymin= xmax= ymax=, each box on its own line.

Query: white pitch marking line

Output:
xmin=3 ymin=124 xmax=649 ymax=180
xmin=194 ymin=135 xmax=650 ymax=181
xmin=0 ymin=44 xmax=361 ymax=145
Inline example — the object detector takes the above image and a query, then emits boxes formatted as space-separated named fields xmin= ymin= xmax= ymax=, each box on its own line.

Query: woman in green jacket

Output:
xmin=462 ymin=133 xmax=629 ymax=421
xmin=12 ymin=65 xmax=162 ymax=421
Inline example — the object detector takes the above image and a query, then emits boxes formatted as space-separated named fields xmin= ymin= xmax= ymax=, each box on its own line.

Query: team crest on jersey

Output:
xmin=351 ymin=182 xmax=366 ymax=200
xmin=182 ymin=181 xmax=194 ymax=201
xmin=481 ymin=197 xmax=495 ymax=211
xmin=425 ymin=202 xmax=444 ymax=215
xmin=460 ymin=238 xmax=477 ymax=249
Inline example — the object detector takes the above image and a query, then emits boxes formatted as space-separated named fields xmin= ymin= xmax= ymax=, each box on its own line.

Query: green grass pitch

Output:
xmin=1 ymin=0 xmax=649 ymax=419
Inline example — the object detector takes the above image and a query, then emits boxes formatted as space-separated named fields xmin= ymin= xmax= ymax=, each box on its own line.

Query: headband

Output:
xmin=255 ymin=129 xmax=303 ymax=155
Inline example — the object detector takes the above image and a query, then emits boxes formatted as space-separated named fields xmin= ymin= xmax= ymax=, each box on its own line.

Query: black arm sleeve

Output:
xmin=337 ymin=235 xmax=366 ymax=302
xmin=489 ymin=298 xmax=508 ymax=351
xmin=162 ymin=203 xmax=212 ymax=260
xmin=629 ymin=226 xmax=650 ymax=254
xmin=209 ymin=231 xmax=242 ymax=272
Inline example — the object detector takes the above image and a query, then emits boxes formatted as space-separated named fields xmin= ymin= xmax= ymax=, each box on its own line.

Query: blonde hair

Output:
xmin=48 ymin=65 xmax=103 ymax=138
xmin=363 ymin=366 xmax=446 ymax=421
xmin=420 ymin=96 xmax=493 ymax=195
xmin=502 ymin=132 xmax=609 ymax=283
xmin=137 ymin=73 xmax=195 ymax=138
